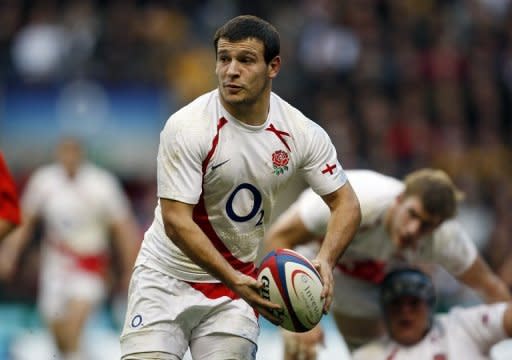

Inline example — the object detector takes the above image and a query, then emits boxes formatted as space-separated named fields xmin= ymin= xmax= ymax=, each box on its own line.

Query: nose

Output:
xmin=226 ymin=60 xmax=240 ymax=76
xmin=405 ymin=219 xmax=421 ymax=237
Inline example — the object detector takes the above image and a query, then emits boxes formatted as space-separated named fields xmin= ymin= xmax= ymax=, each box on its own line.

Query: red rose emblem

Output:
xmin=272 ymin=150 xmax=289 ymax=167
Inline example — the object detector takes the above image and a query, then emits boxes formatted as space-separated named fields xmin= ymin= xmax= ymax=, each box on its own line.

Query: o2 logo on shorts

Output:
xmin=131 ymin=314 xmax=143 ymax=328
xmin=226 ymin=183 xmax=264 ymax=226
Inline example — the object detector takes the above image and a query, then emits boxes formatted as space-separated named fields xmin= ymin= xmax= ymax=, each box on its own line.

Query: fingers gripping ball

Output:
xmin=257 ymin=249 xmax=324 ymax=332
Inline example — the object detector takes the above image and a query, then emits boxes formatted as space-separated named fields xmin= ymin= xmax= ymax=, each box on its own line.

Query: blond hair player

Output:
xmin=265 ymin=169 xmax=510 ymax=358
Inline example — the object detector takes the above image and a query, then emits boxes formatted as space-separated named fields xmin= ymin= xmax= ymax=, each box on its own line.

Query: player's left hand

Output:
xmin=311 ymin=258 xmax=333 ymax=314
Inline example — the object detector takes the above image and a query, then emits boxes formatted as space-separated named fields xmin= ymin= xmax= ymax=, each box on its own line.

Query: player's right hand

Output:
xmin=283 ymin=325 xmax=324 ymax=360
xmin=230 ymin=272 xmax=283 ymax=325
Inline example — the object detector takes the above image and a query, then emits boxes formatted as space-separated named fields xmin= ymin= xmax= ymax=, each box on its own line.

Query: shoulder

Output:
xmin=161 ymin=90 xmax=218 ymax=142
xmin=174 ymin=90 xmax=217 ymax=117
xmin=433 ymin=219 xmax=465 ymax=239
xmin=431 ymin=219 xmax=473 ymax=250
xmin=447 ymin=303 xmax=508 ymax=320
xmin=82 ymin=163 xmax=118 ymax=182
xmin=29 ymin=164 xmax=60 ymax=183
xmin=346 ymin=170 xmax=402 ymax=220
xmin=442 ymin=303 xmax=509 ymax=338
xmin=347 ymin=170 xmax=403 ymax=196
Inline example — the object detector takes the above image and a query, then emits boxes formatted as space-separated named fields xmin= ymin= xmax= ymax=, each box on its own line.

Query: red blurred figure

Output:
xmin=0 ymin=152 xmax=21 ymax=241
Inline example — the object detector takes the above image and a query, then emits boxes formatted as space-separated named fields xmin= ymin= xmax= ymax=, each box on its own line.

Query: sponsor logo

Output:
xmin=131 ymin=314 xmax=143 ymax=328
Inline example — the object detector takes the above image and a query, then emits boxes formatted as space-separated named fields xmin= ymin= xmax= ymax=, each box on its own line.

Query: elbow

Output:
xmin=163 ymin=219 xmax=181 ymax=244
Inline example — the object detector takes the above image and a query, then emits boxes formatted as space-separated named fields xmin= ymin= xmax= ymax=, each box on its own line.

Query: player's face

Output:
xmin=56 ymin=139 xmax=83 ymax=176
xmin=389 ymin=195 xmax=442 ymax=250
xmin=216 ymin=38 xmax=280 ymax=113
xmin=386 ymin=296 xmax=430 ymax=346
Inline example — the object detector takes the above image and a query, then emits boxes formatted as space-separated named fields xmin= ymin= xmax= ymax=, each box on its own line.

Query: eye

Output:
xmin=240 ymin=56 xmax=255 ymax=64
xmin=218 ymin=55 xmax=230 ymax=63
xmin=408 ymin=209 xmax=418 ymax=219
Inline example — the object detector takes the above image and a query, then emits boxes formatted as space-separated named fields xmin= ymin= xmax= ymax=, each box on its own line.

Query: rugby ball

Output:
xmin=257 ymin=248 xmax=324 ymax=332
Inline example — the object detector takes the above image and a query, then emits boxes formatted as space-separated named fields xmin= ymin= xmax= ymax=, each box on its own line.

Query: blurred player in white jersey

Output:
xmin=119 ymin=15 xmax=361 ymax=360
xmin=0 ymin=152 xmax=21 ymax=241
xmin=265 ymin=168 xmax=510 ymax=358
xmin=0 ymin=137 xmax=140 ymax=360
xmin=353 ymin=267 xmax=512 ymax=360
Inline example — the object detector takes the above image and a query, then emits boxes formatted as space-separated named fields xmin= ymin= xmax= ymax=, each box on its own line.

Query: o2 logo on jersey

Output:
xmin=226 ymin=183 xmax=264 ymax=226
xmin=131 ymin=314 xmax=143 ymax=328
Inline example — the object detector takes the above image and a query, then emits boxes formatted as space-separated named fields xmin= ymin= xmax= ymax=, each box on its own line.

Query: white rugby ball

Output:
xmin=257 ymin=248 xmax=324 ymax=332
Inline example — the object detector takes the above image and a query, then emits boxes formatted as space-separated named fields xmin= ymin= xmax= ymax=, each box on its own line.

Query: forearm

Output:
xmin=1 ymin=219 xmax=34 ymax=261
xmin=458 ymin=256 xmax=512 ymax=303
xmin=503 ymin=304 xmax=512 ymax=337
xmin=0 ymin=217 xmax=34 ymax=279
xmin=163 ymin=216 xmax=240 ymax=287
xmin=316 ymin=185 xmax=361 ymax=268
xmin=317 ymin=206 xmax=360 ymax=268
xmin=111 ymin=218 xmax=140 ymax=275
xmin=0 ymin=219 xmax=16 ymax=241
xmin=480 ymin=275 xmax=512 ymax=303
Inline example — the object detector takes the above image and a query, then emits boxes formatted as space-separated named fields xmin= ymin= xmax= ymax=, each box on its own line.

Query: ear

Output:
xmin=268 ymin=56 xmax=281 ymax=79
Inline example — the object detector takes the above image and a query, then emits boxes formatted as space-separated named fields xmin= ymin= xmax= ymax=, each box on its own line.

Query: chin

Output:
xmin=221 ymin=93 xmax=245 ymax=104
xmin=395 ymin=335 xmax=421 ymax=347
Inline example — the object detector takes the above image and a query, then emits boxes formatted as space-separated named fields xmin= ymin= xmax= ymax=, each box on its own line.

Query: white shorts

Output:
xmin=120 ymin=265 xmax=259 ymax=358
xmin=38 ymin=247 xmax=106 ymax=321
xmin=331 ymin=268 xmax=381 ymax=318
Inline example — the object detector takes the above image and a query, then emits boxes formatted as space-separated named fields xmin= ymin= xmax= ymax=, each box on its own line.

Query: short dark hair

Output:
xmin=380 ymin=267 xmax=437 ymax=334
xmin=380 ymin=267 xmax=436 ymax=309
xmin=213 ymin=15 xmax=280 ymax=64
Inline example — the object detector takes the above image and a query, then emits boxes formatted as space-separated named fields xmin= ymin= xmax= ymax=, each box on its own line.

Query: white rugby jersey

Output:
xmin=295 ymin=170 xmax=477 ymax=283
xmin=138 ymin=89 xmax=346 ymax=282
xmin=22 ymin=163 xmax=131 ymax=255
xmin=352 ymin=303 xmax=508 ymax=360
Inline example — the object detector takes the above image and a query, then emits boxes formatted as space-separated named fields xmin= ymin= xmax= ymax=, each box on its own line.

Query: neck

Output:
xmin=220 ymin=89 xmax=271 ymax=126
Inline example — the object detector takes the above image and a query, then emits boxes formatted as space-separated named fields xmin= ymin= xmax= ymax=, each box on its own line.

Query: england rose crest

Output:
xmin=272 ymin=150 xmax=289 ymax=175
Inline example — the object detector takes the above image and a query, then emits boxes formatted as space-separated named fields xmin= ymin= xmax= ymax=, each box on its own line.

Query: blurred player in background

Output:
xmin=119 ymin=15 xmax=361 ymax=360
xmin=353 ymin=267 xmax=512 ymax=359
xmin=265 ymin=168 xmax=510 ymax=359
xmin=0 ymin=137 xmax=140 ymax=360
xmin=0 ymin=152 xmax=21 ymax=240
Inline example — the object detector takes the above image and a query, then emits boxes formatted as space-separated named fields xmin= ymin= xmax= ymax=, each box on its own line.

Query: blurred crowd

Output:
xmin=1 ymin=0 xmax=512 ymax=305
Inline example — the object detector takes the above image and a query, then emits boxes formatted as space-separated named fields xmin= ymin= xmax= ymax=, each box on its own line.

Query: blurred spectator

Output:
xmin=11 ymin=1 xmax=71 ymax=82
xmin=0 ymin=137 xmax=140 ymax=360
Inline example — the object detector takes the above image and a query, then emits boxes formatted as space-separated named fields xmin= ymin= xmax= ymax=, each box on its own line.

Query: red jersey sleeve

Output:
xmin=0 ymin=153 xmax=21 ymax=225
